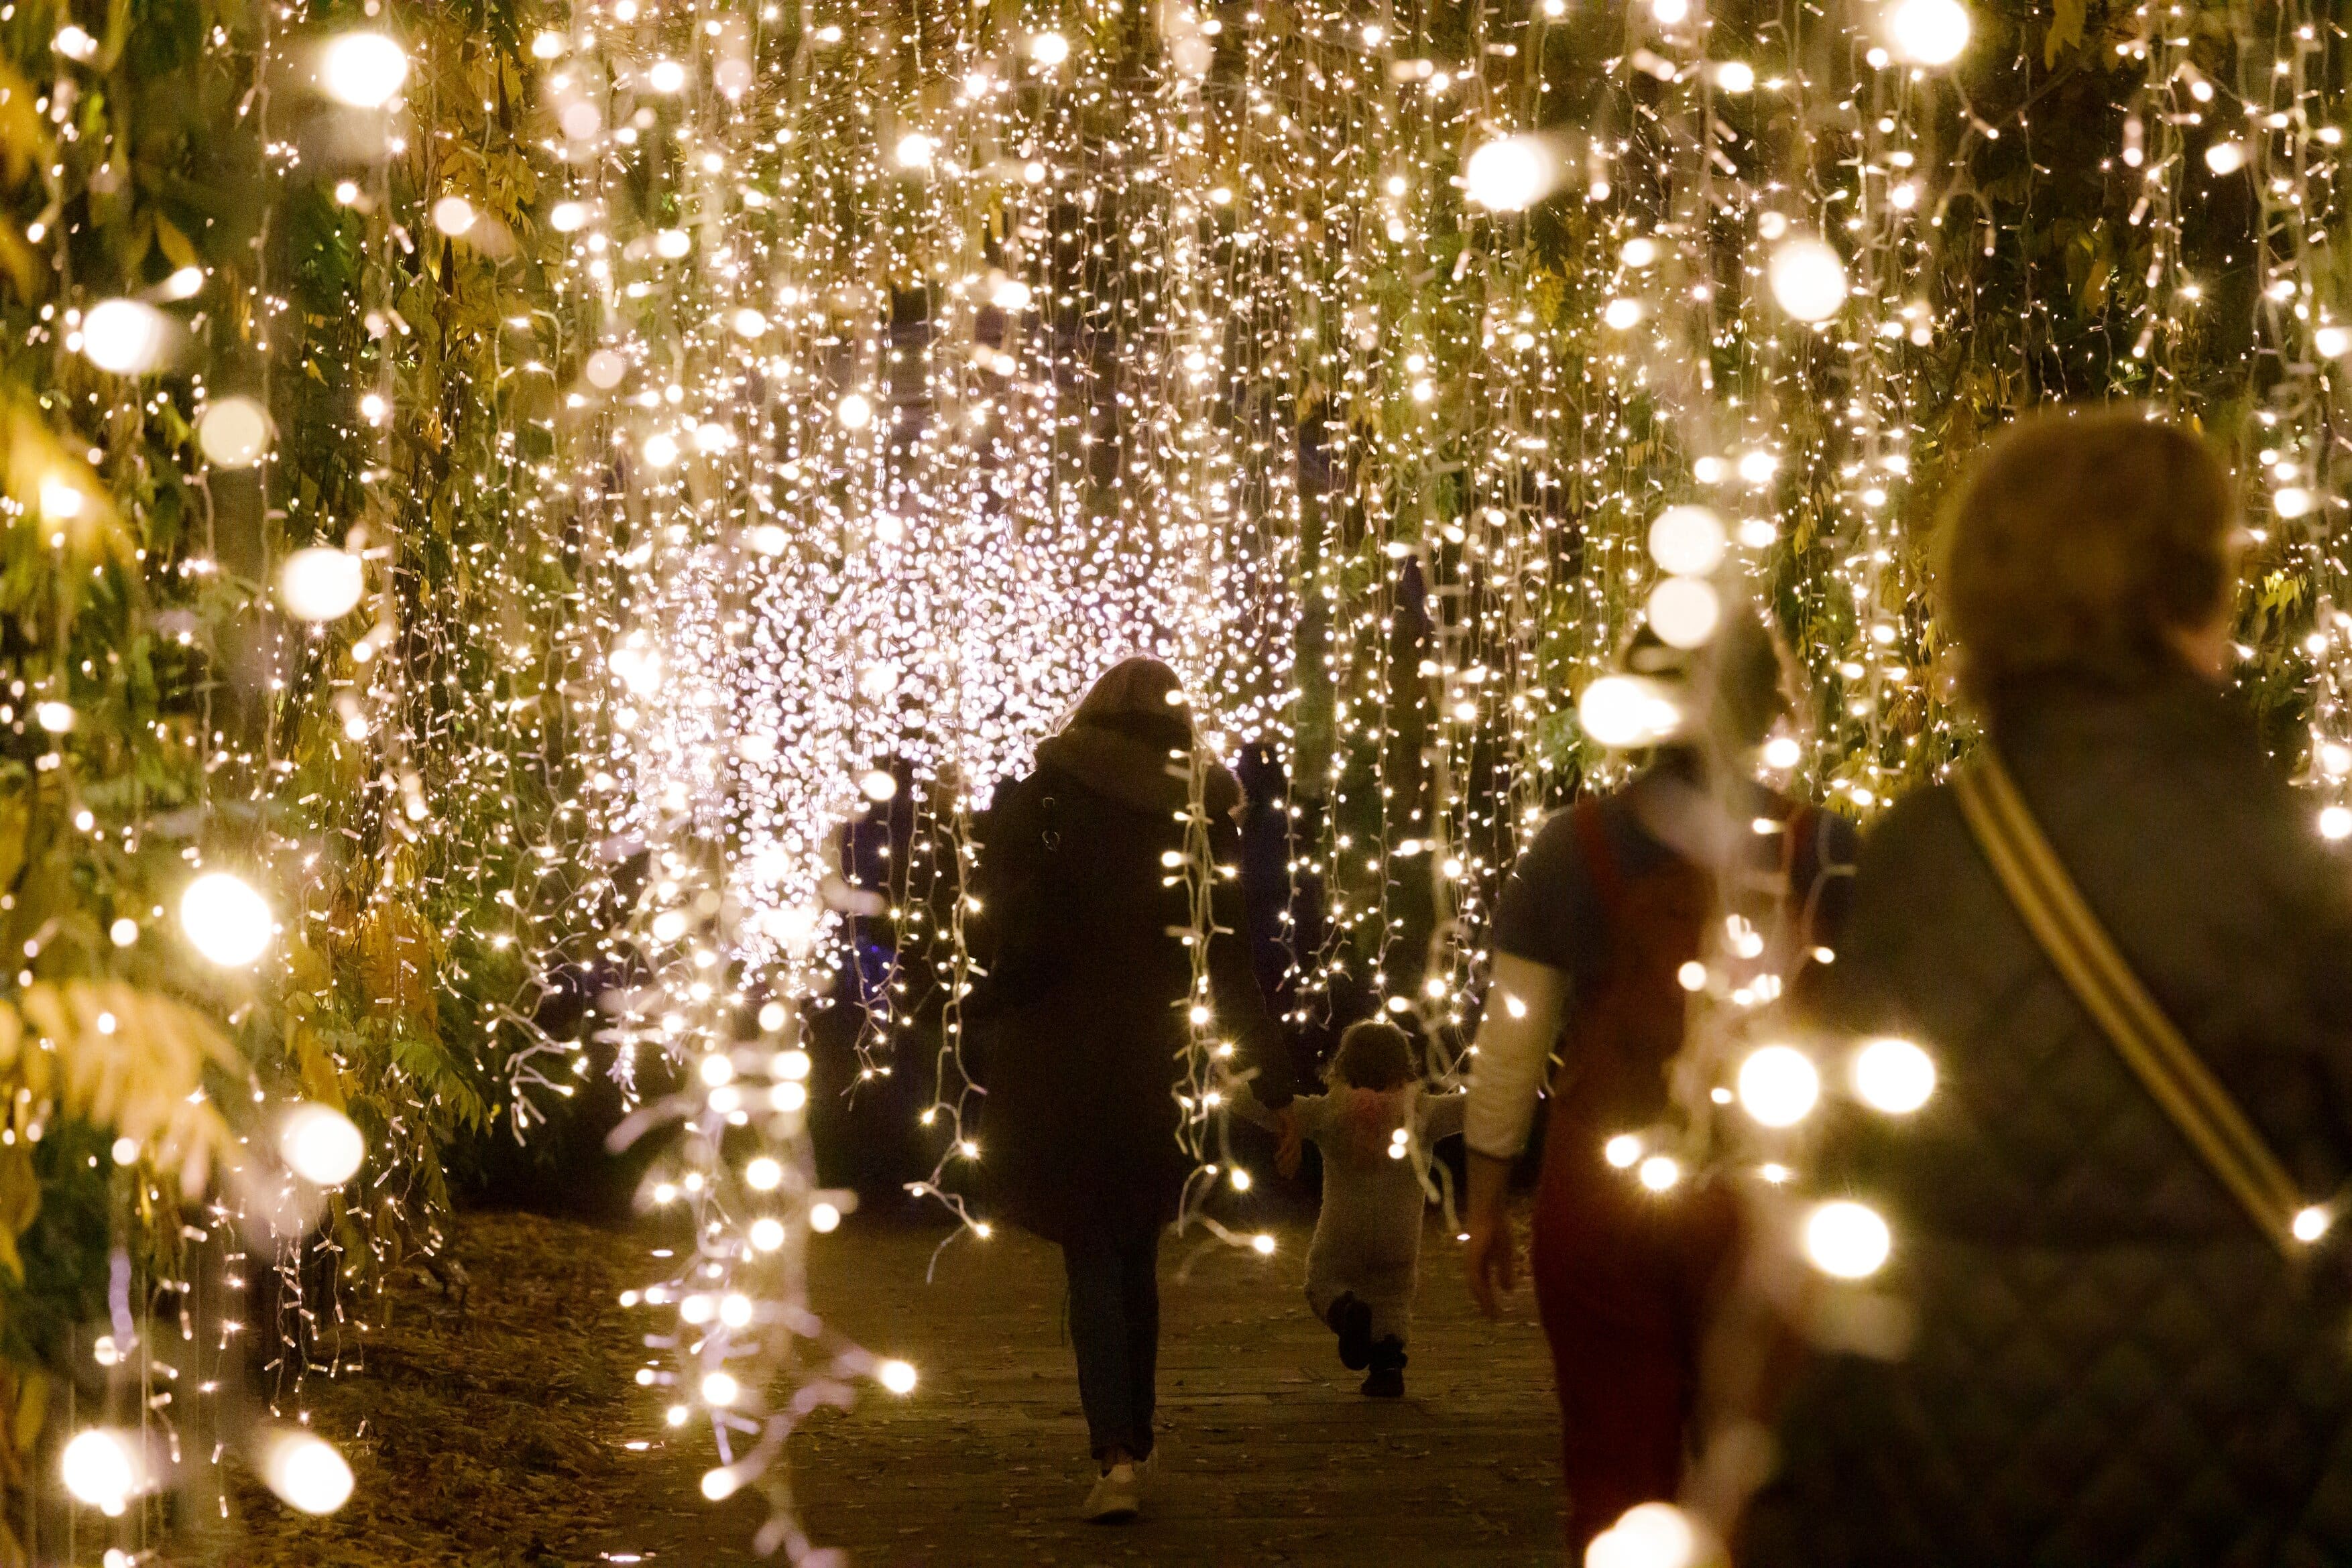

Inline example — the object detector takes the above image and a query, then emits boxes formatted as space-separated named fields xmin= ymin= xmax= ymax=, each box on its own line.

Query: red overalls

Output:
xmin=1529 ymin=796 xmax=1812 ymax=1555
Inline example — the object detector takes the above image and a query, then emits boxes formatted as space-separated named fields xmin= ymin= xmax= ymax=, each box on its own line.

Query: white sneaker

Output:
xmin=1083 ymin=1461 xmax=1141 ymax=1523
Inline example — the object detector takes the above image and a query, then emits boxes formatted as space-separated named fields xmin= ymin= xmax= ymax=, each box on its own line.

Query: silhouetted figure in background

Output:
xmin=966 ymin=658 xmax=1302 ymax=1524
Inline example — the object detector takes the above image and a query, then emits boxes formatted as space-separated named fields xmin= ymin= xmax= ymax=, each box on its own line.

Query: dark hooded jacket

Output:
xmin=969 ymin=659 xmax=1297 ymax=1245
xmin=1740 ymin=674 xmax=2352 ymax=1567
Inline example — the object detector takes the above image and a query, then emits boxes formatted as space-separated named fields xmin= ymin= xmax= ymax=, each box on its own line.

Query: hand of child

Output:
xmin=1274 ymin=1106 xmax=1303 ymax=1179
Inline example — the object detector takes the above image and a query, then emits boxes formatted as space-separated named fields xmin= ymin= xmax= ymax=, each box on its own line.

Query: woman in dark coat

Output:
xmin=969 ymin=656 xmax=1298 ymax=1522
xmin=1737 ymin=408 xmax=2352 ymax=1567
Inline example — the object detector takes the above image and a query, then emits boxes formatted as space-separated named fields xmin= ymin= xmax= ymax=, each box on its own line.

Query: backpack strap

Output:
xmin=1955 ymin=750 xmax=2316 ymax=1256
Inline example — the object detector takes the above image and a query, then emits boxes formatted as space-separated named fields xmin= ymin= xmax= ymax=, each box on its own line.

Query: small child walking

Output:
xmin=1242 ymin=1020 xmax=1465 ymax=1397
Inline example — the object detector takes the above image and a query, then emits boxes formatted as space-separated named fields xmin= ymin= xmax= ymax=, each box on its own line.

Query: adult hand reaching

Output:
xmin=1464 ymin=1149 xmax=1517 ymax=1319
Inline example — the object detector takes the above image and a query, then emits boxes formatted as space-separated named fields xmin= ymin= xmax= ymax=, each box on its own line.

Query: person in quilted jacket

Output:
xmin=1734 ymin=407 xmax=2352 ymax=1567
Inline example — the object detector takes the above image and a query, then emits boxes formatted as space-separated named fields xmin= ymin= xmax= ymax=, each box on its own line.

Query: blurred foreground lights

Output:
xmin=1604 ymin=1133 xmax=1643 ymax=1169
xmin=750 ymin=1217 xmax=787 ymax=1250
xmin=280 ymin=547 xmax=365 ymax=621
xmin=52 ymin=24 xmax=97 ymax=59
xmin=701 ymin=1372 xmax=740 ymax=1406
xmin=198 ymin=396 xmax=272 ymax=468
xmin=180 ymin=871 xmax=273 ymax=968
xmin=1738 ymin=1045 xmax=1821 ymax=1128
xmin=701 ymin=1467 xmax=741 ymax=1502
xmin=1805 ymin=1200 xmax=1893 ymax=1278
xmin=730 ymin=308 xmax=768 ymax=339
xmin=1578 ymin=674 xmax=1684 ymax=749
xmin=80 ymin=298 xmax=174 ymax=374
xmin=1852 ymin=1036 xmax=1936 ymax=1113
xmin=1646 ymin=577 xmax=1722 ymax=650
xmin=1886 ymin=0 xmax=1971 ymax=66
xmin=161 ymin=265 xmax=207 ymax=300
xmin=319 ymin=32 xmax=409 ymax=108
xmin=1602 ymin=297 xmax=1645 ymax=330
xmin=1648 ymin=505 xmax=1727 ymax=576
xmin=744 ymin=1156 xmax=783 ymax=1191
xmin=2320 ymin=806 xmax=2352 ymax=841
xmin=1465 ymin=135 xmax=1558 ymax=213
xmin=1768 ymin=237 xmax=1849 ymax=322
xmin=642 ymin=432 xmax=681 ymax=469
xmin=280 ymin=1103 xmax=366 ymax=1186
xmin=647 ymin=58 xmax=687 ymax=93
xmin=1028 ymin=29 xmax=1070 ymax=66
xmin=2317 ymin=325 xmax=2352 ymax=359
xmin=1714 ymin=59 xmax=1755 ymax=92
xmin=256 ymin=1427 xmax=354 ymax=1514
xmin=860 ymin=768 xmax=899 ymax=802
xmin=1637 ymin=1154 xmax=1682 ymax=1193
xmin=809 ymin=1201 xmax=841 ymax=1233
xmin=837 ymin=391 xmax=874 ymax=430
xmin=2295 ymin=1205 xmax=2333 ymax=1244
xmin=430 ymin=195 xmax=477 ymax=237
xmin=109 ymin=917 xmax=138 ymax=947
xmin=894 ymin=132 xmax=936 ymax=170
xmin=1586 ymin=1502 xmax=1699 ymax=1568
xmin=2204 ymin=140 xmax=2249 ymax=176
xmin=1252 ymin=1233 xmax=1278 ymax=1256
xmin=34 ymin=701 xmax=74 ymax=733
xmin=990 ymin=276 xmax=1033 ymax=312
xmin=877 ymin=1358 xmax=919 ymax=1395
xmin=38 ymin=477 xmax=84 ymax=522
xmin=61 ymin=1429 xmax=143 ymax=1515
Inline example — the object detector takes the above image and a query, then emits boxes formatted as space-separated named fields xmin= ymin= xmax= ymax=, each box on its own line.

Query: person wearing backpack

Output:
xmin=1731 ymin=409 xmax=2352 ymax=1567
xmin=1460 ymin=609 xmax=1856 ymax=1555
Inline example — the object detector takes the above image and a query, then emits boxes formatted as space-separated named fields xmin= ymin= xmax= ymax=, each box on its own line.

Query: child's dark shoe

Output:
xmin=1330 ymin=1294 xmax=1374 ymax=1372
xmin=1362 ymin=1339 xmax=1406 ymax=1398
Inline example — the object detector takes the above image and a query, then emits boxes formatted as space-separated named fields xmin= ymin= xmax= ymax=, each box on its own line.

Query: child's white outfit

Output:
xmin=1244 ymin=1084 xmax=1466 ymax=1345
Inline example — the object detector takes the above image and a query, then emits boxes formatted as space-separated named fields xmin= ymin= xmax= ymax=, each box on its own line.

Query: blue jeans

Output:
xmin=1062 ymin=1228 xmax=1160 ymax=1462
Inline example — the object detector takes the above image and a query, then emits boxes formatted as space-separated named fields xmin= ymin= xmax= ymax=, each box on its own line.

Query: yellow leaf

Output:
xmin=2045 ymin=0 xmax=2087 ymax=67
xmin=154 ymin=213 xmax=199 ymax=271
xmin=11 ymin=1374 xmax=44 ymax=1457
xmin=0 ymin=62 xmax=53 ymax=189
xmin=288 ymin=1021 xmax=347 ymax=1111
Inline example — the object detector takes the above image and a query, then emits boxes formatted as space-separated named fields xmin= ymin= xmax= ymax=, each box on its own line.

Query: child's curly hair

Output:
xmin=1324 ymin=1019 xmax=1416 ymax=1093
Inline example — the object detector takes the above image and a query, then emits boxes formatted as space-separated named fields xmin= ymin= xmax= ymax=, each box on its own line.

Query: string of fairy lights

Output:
xmin=21 ymin=0 xmax=2352 ymax=1560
